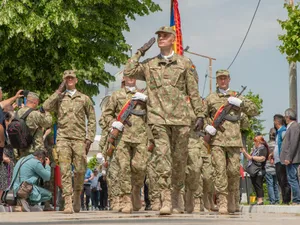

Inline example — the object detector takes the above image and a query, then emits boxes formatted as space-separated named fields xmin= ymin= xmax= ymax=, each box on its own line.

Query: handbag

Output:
xmin=17 ymin=181 xmax=33 ymax=199
xmin=1 ymin=157 xmax=31 ymax=206
xmin=246 ymin=162 xmax=260 ymax=177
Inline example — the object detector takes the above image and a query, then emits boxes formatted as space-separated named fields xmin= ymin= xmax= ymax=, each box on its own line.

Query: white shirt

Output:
xmin=66 ymin=89 xmax=77 ymax=96
xmin=160 ymin=51 xmax=174 ymax=60
xmin=218 ymin=88 xmax=230 ymax=95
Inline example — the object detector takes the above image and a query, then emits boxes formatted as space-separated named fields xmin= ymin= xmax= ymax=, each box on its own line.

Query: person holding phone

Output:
xmin=12 ymin=150 xmax=52 ymax=212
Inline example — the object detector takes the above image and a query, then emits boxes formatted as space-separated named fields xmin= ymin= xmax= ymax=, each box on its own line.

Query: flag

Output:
xmin=170 ymin=0 xmax=183 ymax=55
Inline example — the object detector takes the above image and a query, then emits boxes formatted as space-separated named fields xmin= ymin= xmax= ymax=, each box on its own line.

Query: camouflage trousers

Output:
xmin=107 ymin=153 xmax=121 ymax=200
xmin=211 ymin=146 xmax=240 ymax=196
xmin=146 ymin=150 xmax=159 ymax=202
xmin=185 ymin=146 xmax=203 ymax=192
xmin=195 ymin=155 xmax=215 ymax=198
xmin=56 ymin=139 xmax=87 ymax=197
xmin=116 ymin=140 xmax=148 ymax=195
xmin=149 ymin=125 xmax=190 ymax=198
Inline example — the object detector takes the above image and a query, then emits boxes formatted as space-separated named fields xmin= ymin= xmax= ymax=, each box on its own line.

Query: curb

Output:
xmin=240 ymin=205 xmax=300 ymax=214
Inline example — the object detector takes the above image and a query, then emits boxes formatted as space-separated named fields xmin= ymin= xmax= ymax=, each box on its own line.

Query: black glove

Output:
xmin=138 ymin=37 xmax=156 ymax=56
xmin=39 ymin=106 xmax=45 ymax=113
xmin=194 ymin=117 xmax=204 ymax=132
xmin=56 ymin=81 xmax=66 ymax=94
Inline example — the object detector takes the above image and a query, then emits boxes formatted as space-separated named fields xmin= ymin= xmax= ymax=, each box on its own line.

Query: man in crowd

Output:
xmin=90 ymin=168 xmax=100 ymax=210
xmin=270 ymin=114 xmax=291 ymax=204
xmin=43 ymin=70 xmax=96 ymax=214
xmin=204 ymin=69 xmax=258 ymax=214
xmin=280 ymin=108 xmax=300 ymax=205
xmin=13 ymin=150 xmax=52 ymax=212
xmin=17 ymin=92 xmax=52 ymax=158
xmin=265 ymin=128 xmax=280 ymax=204
xmin=101 ymin=76 xmax=148 ymax=213
xmin=124 ymin=26 xmax=204 ymax=215
xmin=81 ymin=167 xmax=94 ymax=211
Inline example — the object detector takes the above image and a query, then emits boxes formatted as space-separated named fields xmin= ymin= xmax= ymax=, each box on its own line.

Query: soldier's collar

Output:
xmin=125 ymin=86 xmax=137 ymax=93
xmin=217 ymin=88 xmax=237 ymax=97
xmin=157 ymin=53 xmax=178 ymax=65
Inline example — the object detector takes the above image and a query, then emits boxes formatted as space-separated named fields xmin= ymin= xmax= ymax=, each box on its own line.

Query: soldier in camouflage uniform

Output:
xmin=101 ymin=76 xmax=149 ymax=213
xmin=204 ymin=69 xmax=258 ymax=214
xmin=17 ymin=92 xmax=52 ymax=158
xmin=124 ymin=26 xmax=204 ymax=215
xmin=98 ymin=96 xmax=123 ymax=212
xmin=43 ymin=70 xmax=96 ymax=214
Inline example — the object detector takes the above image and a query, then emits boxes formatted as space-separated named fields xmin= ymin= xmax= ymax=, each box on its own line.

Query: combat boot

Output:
xmin=200 ymin=197 xmax=204 ymax=212
xmin=121 ymin=194 xmax=133 ymax=214
xmin=172 ymin=189 xmax=184 ymax=214
xmin=159 ymin=190 xmax=172 ymax=215
xmin=218 ymin=195 xmax=228 ymax=214
xmin=132 ymin=186 xmax=142 ymax=211
xmin=208 ymin=193 xmax=218 ymax=212
xmin=185 ymin=189 xmax=194 ymax=214
xmin=73 ymin=191 xmax=81 ymax=213
xmin=203 ymin=193 xmax=211 ymax=211
xmin=227 ymin=192 xmax=236 ymax=214
xmin=63 ymin=195 xmax=74 ymax=214
xmin=151 ymin=198 xmax=161 ymax=211
xmin=194 ymin=198 xmax=201 ymax=212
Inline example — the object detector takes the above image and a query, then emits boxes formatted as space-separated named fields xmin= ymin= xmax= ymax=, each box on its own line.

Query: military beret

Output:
xmin=216 ymin=69 xmax=230 ymax=78
xmin=155 ymin=26 xmax=176 ymax=36
xmin=63 ymin=70 xmax=76 ymax=79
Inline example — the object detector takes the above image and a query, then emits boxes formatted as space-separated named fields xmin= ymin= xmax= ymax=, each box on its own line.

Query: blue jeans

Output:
xmin=286 ymin=163 xmax=300 ymax=204
xmin=265 ymin=172 xmax=280 ymax=204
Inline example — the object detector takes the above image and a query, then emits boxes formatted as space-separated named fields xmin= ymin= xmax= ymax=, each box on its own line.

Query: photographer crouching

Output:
xmin=12 ymin=150 xmax=52 ymax=212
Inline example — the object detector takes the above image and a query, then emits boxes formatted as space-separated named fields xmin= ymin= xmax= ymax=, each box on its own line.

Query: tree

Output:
xmin=87 ymin=155 xmax=99 ymax=170
xmin=0 ymin=0 xmax=160 ymax=100
xmin=243 ymin=91 xmax=264 ymax=151
xmin=278 ymin=3 xmax=300 ymax=62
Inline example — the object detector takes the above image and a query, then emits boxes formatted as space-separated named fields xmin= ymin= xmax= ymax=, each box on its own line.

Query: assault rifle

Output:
xmin=106 ymin=99 xmax=146 ymax=157
xmin=203 ymin=86 xmax=247 ymax=144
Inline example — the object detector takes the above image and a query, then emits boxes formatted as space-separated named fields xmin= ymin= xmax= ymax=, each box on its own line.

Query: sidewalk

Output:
xmin=241 ymin=204 xmax=300 ymax=214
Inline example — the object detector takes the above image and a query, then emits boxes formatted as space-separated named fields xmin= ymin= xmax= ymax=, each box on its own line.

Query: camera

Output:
xmin=20 ymin=90 xmax=30 ymax=97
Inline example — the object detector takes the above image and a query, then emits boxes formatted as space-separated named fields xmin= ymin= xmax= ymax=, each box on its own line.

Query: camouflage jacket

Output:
xmin=124 ymin=51 xmax=204 ymax=125
xmin=43 ymin=91 xmax=96 ymax=142
xmin=18 ymin=106 xmax=52 ymax=151
xmin=205 ymin=89 xmax=259 ymax=147
xmin=101 ymin=87 xmax=148 ymax=143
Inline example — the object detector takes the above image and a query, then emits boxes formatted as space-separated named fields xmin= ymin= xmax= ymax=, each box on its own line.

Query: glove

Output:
xmin=205 ymin=125 xmax=217 ymax=136
xmin=39 ymin=106 xmax=45 ymax=113
xmin=85 ymin=139 xmax=92 ymax=155
xmin=96 ymin=153 xmax=105 ymax=165
xmin=132 ymin=92 xmax=148 ymax=102
xmin=138 ymin=37 xmax=156 ymax=56
xmin=56 ymin=81 xmax=66 ymax=94
xmin=112 ymin=121 xmax=124 ymax=131
xmin=228 ymin=96 xmax=242 ymax=107
xmin=194 ymin=117 xmax=204 ymax=131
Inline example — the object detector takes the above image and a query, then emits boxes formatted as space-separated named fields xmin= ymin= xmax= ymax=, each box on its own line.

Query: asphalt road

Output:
xmin=1 ymin=211 xmax=300 ymax=225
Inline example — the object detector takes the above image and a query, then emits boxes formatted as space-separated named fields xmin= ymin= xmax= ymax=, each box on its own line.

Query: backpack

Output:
xmin=7 ymin=108 xmax=35 ymax=150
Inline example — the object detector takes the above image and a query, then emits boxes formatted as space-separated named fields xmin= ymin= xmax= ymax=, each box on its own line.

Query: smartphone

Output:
xmin=17 ymin=98 xmax=23 ymax=107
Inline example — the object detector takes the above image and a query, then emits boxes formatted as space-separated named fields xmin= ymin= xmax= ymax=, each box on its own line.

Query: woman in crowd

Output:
xmin=241 ymin=135 xmax=269 ymax=205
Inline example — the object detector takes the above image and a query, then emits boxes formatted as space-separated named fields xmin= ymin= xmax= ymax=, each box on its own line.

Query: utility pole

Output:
xmin=285 ymin=0 xmax=298 ymax=116
xmin=184 ymin=46 xmax=216 ymax=94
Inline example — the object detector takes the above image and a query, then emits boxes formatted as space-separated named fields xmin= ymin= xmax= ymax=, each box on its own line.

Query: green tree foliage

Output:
xmin=243 ymin=91 xmax=264 ymax=151
xmin=278 ymin=3 xmax=300 ymax=62
xmin=87 ymin=155 xmax=98 ymax=170
xmin=0 ymin=0 xmax=160 ymax=100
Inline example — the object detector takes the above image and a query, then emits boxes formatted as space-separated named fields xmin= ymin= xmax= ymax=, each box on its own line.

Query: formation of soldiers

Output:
xmin=8 ymin=25 xmax=258 ymax=214
xmin=97 ymin=26 xmax=259 ymax=215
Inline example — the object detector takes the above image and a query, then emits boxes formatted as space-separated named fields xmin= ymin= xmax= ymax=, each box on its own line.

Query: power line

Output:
xmin=227 ymin=0 xmax=262 ymax=70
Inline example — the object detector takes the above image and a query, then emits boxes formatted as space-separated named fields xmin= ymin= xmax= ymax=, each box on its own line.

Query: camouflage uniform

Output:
xmin=204 ymin=73 xmax=258 ymax=213
xmin=184 ymin=104 xmax=203 ymax=213
xmin=99 ymin=105 xmax=122 ymax=211
xmin=101 ymin=87 xmax=148 ymax=213
xmin=17 ymin=106 xmax=52 ymax=157
xmin=124 ymin=50 xmax=204 ymax=214
xmin=43 ymin=89 xmax=96 ymax=211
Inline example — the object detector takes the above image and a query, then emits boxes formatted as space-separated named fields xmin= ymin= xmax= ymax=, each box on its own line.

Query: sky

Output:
xmin=93 ymin=0 xmax=300 ymax=135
